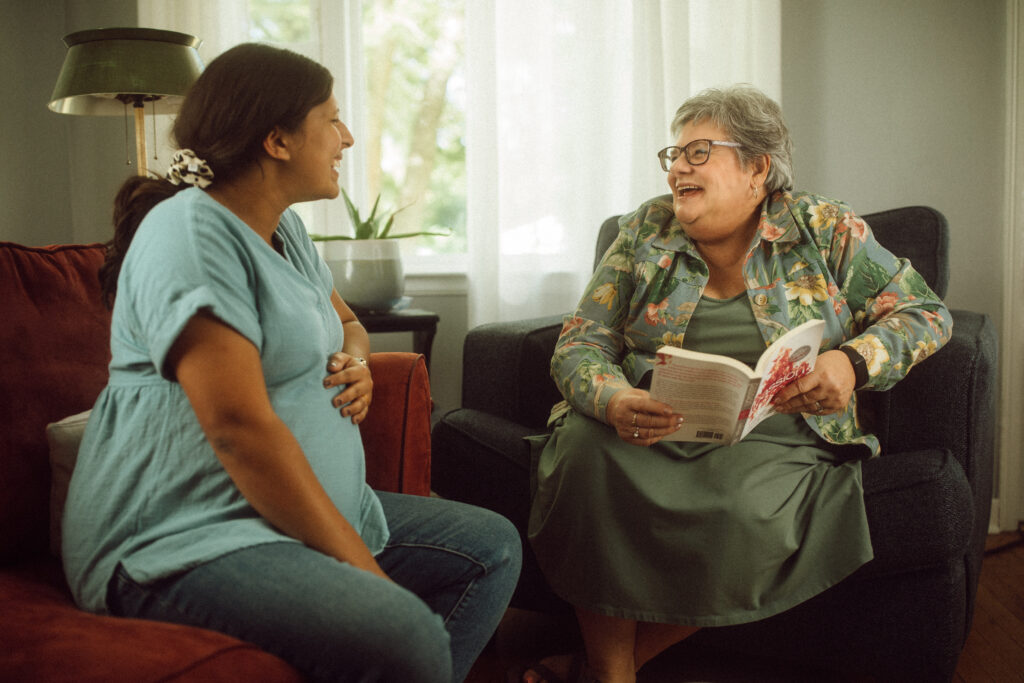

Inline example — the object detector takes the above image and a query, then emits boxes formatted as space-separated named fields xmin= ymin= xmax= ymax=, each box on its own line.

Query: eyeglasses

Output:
xmin=657 ymin=139 xmax=743 ymax=171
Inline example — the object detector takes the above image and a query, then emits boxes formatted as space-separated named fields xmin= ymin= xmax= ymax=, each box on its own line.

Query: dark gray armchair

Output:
xmin=431 ymin=205 xmax=996 ymax=681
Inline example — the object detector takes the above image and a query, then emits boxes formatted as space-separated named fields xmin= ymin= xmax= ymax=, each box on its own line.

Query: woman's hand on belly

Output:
xmin=324 ymin=352 xmax=373 ymax=425
xmin=169 ymin=311 xmax=391 ymax=581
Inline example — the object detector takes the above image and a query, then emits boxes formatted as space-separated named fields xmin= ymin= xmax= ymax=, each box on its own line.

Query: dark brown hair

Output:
xmin=99 ymin=43 xmax=334 ymax=308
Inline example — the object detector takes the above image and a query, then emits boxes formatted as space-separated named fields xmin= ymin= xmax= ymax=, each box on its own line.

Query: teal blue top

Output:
xmin=62 ymin=188 xmax=388 ymax=614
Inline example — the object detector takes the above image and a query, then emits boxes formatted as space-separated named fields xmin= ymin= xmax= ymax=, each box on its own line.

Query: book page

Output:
xmin=739 ymin=319 xmax=825 ymax=439
xmin=650 ymin=354 xmax=756 ymax=443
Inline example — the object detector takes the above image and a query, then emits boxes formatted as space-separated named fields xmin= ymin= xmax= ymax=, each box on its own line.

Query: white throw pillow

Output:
xmin=45 ymin=410 xmax=91 ymax=557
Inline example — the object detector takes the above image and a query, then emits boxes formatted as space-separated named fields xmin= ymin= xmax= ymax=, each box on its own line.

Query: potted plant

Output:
xmin=310 ymin=189 xmax=449 ymax=313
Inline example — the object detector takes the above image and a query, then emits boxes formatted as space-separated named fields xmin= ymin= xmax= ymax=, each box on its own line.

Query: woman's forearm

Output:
xmin=169 ymin=311 xmax=386 ymax=578
xmin=341 ymin=319 xmax=370 ymax=359
xmin=207 ymin=412 xmax=384 ymax=576
xmin=331 ymin=289 xmax=371 ymax=360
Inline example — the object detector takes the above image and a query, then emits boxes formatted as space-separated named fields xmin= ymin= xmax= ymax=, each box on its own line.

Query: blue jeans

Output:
xmin=107 ymin=492 xmax=521 ymax=682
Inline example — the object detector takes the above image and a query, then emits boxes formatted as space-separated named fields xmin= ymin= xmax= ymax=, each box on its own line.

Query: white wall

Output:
xmin=780 ymin=0 xmax=1006 ymax=334
xmin=1 ymin=0 xmax=73 ymax=246
xmin=780 ymin=0 xmax=1011 ymax=527
xmin=0 ymin=0 xmax=136 ymax=246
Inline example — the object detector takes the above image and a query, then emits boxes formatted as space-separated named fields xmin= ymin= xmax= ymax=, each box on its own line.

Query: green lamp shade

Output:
xmin=48 ymin=27 xmax=203 ymax=116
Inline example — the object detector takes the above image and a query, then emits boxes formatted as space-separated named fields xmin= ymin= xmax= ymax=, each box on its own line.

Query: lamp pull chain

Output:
xmin=122 ymin=101 xmax=132 ymax=168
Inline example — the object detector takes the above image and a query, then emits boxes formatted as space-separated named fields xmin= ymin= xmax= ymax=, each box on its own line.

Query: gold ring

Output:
xmin=631 ymin=412 xmax=638 ymax=427
xmin=814 ymin=400 xmax=824 ymax=413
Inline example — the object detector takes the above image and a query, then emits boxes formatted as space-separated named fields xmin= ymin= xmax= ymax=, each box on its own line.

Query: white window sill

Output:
xmin=403 ymin=271 xmax=468 ymax=297
xmin=402 ymin=254 xmax=468 ymax=296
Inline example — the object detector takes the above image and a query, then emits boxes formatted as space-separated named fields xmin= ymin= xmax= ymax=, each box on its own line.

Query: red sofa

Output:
xmin=0 ymin=241 xmax=434 ymax=681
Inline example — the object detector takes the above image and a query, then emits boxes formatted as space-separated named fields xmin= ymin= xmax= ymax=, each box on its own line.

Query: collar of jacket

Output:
xmin=760 ymin=191 xmax=806 ymax=247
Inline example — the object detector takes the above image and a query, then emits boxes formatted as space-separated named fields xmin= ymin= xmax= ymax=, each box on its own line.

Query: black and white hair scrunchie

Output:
xmin=166 ymin=149 xmax=214 ymax=188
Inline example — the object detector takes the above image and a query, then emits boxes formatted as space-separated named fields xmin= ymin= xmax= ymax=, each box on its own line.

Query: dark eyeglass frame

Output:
xmin=657 ymin=139 xmax=743 ymax=171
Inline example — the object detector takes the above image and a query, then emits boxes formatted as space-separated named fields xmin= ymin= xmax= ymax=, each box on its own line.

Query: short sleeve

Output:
xmin=119 ymin=190 xmax=265 ymax=380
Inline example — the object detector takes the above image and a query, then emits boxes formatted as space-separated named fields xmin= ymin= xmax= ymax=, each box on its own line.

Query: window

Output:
xmin=246 ymin=0 xmax=467 ymax=268
xmin=248 ymin=0 xmax=315 ymax=48
xmin=363 ymin=0 xmax=465 ymax=259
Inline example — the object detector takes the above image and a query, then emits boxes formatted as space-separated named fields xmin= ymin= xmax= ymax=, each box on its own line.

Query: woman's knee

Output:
xmin=373 ymin=614 xmax=453 ymax=683
xmin=315 ymin=595 xmax=453 ymax=683
xmin=469 ymin=506 xmax=523 ymax=580
xmin=391 ymin=610 xmax=453 ymax=683
xmin=422 ymin=496 xmax=523 ymax=576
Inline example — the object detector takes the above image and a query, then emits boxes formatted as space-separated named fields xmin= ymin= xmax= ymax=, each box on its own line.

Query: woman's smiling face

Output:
xmin=666 ymin=118 xmax=763 ymax=245
xmin=288 ymin=95 xmax=354 ymax=202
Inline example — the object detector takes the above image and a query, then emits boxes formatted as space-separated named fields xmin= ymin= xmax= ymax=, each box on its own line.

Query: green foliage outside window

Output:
xmin=247 ymin=0 xmax=466 ymax=255
xmin=248 ymin=0 xmax=314 ymax=45
xmin=363 ymin=0 xmax=466 ymax=255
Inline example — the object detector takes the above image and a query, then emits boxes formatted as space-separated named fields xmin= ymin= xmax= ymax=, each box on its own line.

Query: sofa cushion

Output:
xmin=461 ymin=316 xmax=564 ymax=430
xmin=45 ymin=410 xmax=91 ymax=557
xmin=855 ymin=448 xmax=974 ymax=577
xmin=0 ymin=559 xmax=302 ymax=681
xmin=0 ymin=243 xmax=111 ymax=564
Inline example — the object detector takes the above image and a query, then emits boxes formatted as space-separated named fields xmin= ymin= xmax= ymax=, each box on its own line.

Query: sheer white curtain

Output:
xmin=137 ymin=0 xmax=780 ymax=329
xmin=136 ymin=0 xmax=366 ymax=235
xmin=465 ymin=0 xmax=781 ymax=327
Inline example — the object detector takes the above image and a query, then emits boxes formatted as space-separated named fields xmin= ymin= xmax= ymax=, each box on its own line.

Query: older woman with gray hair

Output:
xmin=513 ymin=85 xmax=953 ymax=683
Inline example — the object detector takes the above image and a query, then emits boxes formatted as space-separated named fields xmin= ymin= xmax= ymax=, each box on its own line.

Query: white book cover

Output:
xmin=650 ymin=319 xmax=825 ymax=444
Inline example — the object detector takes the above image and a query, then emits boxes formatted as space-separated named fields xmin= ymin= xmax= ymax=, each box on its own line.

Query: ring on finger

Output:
xmin=631 ymin=412 xmax=638 ymax=427
xmin=814 ymin=400 xmax=824 ymax=414
xmin=633 ymin=426 xmax=640 ymax=439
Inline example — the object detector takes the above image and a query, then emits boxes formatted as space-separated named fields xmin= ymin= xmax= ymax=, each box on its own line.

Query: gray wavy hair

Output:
xmin=671 ymin=84 xmax=794 ymax=194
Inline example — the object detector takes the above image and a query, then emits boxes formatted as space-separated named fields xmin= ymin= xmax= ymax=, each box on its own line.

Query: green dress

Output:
xmin=528 ymin=294 xmax=873 ymax=627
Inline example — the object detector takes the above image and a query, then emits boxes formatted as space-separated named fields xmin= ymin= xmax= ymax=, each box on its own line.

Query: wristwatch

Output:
xmin=838 ymin=345 xmax=869 ymax=389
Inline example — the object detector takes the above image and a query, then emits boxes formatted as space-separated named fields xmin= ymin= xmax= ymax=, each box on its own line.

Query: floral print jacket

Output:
xmin=550 ymin=190 xmax=953 ymax=456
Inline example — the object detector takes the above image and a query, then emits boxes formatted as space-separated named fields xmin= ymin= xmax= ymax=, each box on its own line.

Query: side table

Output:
xmin=358 ymin=308 xmax=440 ymax=371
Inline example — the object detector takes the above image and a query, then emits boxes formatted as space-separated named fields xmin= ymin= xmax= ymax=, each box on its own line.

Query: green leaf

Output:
xmin=379 ymin=214 xmax=396 ymax=239
xmin=307 ymin=190 xmax=452 ymax=240
xmin=365 ymin=193 xmax=382 ymax=225
xmin=341 ymin=188 xmax=361 ymax=227
xmin=307 ymin=234 xmax=355 ymax=241
xmin=384 ymin=229 xmax=453 ymax=239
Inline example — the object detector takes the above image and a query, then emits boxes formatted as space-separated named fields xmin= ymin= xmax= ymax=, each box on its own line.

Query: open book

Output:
xmin=649 ymin=319 xmax=825 ymax=444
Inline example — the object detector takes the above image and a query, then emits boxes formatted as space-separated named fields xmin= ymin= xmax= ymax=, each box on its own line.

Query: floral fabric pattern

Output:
xmin=549 ymin=191 xmax=953 ymax=456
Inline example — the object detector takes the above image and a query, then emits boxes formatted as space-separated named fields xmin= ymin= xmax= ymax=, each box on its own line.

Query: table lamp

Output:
xmin=48 ymin=27 xmax=204 ymax=177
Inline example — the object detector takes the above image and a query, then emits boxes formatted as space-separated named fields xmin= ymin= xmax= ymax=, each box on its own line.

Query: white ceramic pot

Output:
xmin=323 ymin=239 xmax=405 ymax=313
